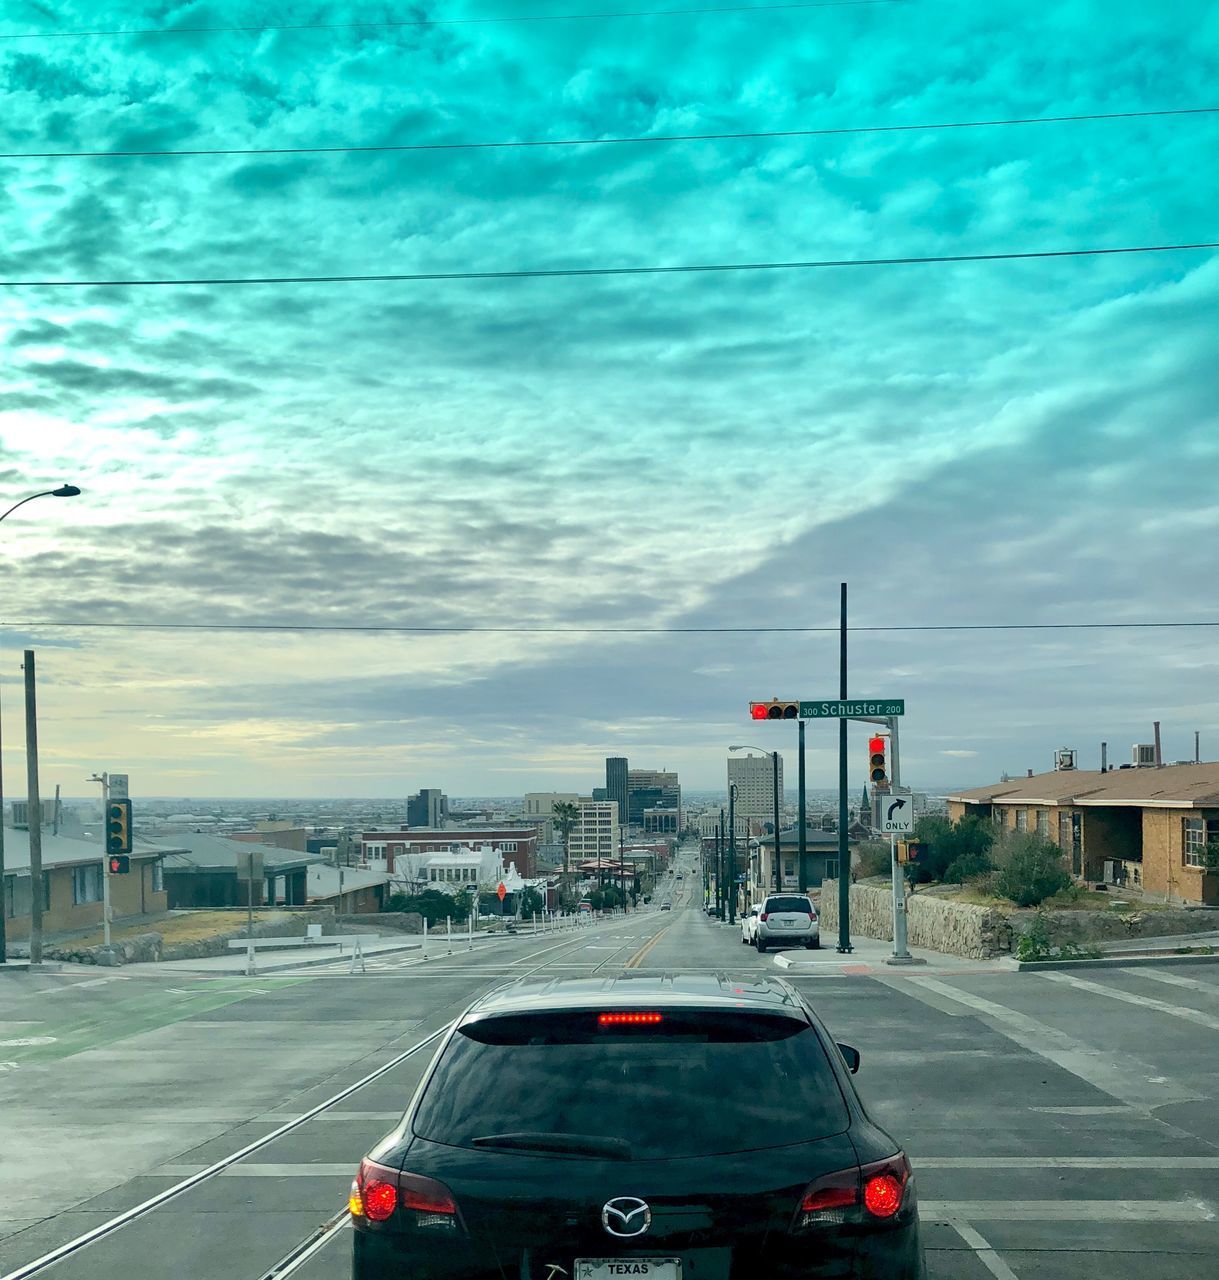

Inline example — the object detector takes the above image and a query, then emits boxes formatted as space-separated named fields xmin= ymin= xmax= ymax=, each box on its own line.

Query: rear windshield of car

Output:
xmin=412 ymin=1009 xmax=849 ymax=1159
xmin=766 ymin=897 xmax=815 ymax=914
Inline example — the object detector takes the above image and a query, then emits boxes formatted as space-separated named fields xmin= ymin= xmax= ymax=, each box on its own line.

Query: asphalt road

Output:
xmin=2 ymin=844 xmax=1217 ymax=1280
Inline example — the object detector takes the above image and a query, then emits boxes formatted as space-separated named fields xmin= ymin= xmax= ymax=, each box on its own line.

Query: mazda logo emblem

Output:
xmin=601 ymin=1197 xmax=651 ymax=1238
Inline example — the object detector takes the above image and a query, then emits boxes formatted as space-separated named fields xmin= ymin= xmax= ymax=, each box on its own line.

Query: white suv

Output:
xmin=754 ymin=894 xmax=820 ymax=952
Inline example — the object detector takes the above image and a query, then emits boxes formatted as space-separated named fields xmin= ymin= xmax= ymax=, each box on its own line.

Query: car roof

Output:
xmin=464 ymin=973 xmax=810 ymax=1022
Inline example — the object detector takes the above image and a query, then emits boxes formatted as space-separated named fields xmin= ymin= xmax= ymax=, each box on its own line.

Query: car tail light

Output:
xmin=598 ymin=1012 xmax=663 ymax=1025
xmin=350 ymin=1160 xmax=459 ymax=1231
xmin=760 ymin=912 xmax=769 ymax=922
xmin=794 ymin=1154 xmax=911 ymax=1230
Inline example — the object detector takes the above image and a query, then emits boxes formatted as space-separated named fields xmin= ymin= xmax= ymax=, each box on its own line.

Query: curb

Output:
xmin=1015 ymin=951 xmax=1219 ymax=972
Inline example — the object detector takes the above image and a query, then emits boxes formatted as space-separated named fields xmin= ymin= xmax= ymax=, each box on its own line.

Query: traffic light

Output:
xmin=906 ymin=842 xmax=927 ymax=863
xmin=749 ymin=700 xmax=799 ymax=720
xmin=868 ymin=736 xmax=889 ymax=787
xmin=108 ymin=854 xmax=130 ymax=875
xmin=106 ymin=799 xmax=132 ymax=855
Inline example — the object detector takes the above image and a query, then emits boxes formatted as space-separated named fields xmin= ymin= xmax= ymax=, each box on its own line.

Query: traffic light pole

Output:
xmin=797 ymin=720 xmax=808 ymax=892
xmin=837 ymin=586 xmax=852 ymax=953
xmin=90 ymin=772 xmax=111 ymax=947
xmin=772 ymin=751 xmax=781 ymax=891
xmin=23 ymin=651 xmax=44 ymax=965
xmin=727 ymin=784 xmax=737 ymax=925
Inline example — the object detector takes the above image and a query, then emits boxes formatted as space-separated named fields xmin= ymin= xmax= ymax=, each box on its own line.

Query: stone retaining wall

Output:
xmin=337 ymin=912 xmax=423 ymax=934
xmin=819 ymin=880 xmax=1219 ymax=958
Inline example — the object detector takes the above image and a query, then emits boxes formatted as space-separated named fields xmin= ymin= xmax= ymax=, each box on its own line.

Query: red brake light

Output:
xmin=863 ymin=1174 xmax=903 ymax=1218
xmin=598 ymin=1012 xmax=663 ymax=1025
xmin=363 ymin=1179 xmax=398 ymax=1221
xmin=760 ymin=912 xmax=769 ymax=922
xmin=401 ymin=1178 xmax=457 ymax=1216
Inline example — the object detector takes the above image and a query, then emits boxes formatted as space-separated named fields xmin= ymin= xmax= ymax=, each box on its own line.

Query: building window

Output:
xmin=73 ymin=864 xmax=103 ymax=905
xmin=825 ymin=859 xmax=838 ymax=880
xmin=1058 ymin=812 xmax=1071 ymax=848
xmin=1036 ymin=810 xmax=1049 ymax=837
xmin=1015 ymin=810 xmax=1028 ymax=832
xmin=152 ymin=861 xmax=164 ymax=892
xmin=1184 ymin=818 xmax=1206 ymax=868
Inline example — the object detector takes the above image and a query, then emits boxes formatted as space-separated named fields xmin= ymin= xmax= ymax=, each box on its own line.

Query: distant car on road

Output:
xmin=755 ymin=894 xmax=820 ymax=952
xmin=348 ymin=973 xmax=924 ymax=1279
xmin=660 ymin=901 xmax=672 ymax=911
xmin=740 ymin=902 xmax=765 ymax=945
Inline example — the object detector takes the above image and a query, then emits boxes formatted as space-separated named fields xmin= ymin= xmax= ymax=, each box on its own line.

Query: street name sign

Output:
xmin=108 ymin=773 xmax=129 ymax=800
xmin=800 ymin=699 xmax=904 ymax=719
xmin=874 ymin=792 xmax=914 ymax=834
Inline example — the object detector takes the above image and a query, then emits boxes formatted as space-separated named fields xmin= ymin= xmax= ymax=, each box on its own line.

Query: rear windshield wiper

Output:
xmin=470 ymin=1132 xmax=632 ymax=1160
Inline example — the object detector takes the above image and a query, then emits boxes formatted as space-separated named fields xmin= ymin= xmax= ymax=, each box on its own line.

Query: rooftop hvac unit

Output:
xmin=1055 ymin=748 xmax=1077 ymax=771
xmin=1133 ymin=743 xmax=1157 ymax=767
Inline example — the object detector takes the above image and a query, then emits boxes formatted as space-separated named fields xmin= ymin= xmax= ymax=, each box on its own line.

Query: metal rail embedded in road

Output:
xmin=0 ymin=1027 xmax=448 ymax=1280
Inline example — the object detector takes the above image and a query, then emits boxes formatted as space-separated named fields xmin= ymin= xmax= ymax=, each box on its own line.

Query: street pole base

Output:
xmin=836 ymin=946 xmax=854 ymax=954
xmin=885 ymin=954 xmax=928 ymax=966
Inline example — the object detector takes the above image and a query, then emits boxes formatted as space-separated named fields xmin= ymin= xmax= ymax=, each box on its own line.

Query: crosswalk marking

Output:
xmin=1040 ymin=971 xmax=1219 ymax=1031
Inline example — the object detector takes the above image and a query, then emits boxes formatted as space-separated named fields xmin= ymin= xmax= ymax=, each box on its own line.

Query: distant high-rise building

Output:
xmin=728 ymin=754 xmax=783 ymax=820
xmin=605 ymin=757 xmax=629 ymax=824
xmin=627 ymin=769 xmax=680 ymax=826
xmin=568 ymin=800 xmax=620 ymax=863
xmin=407 ymin=788 xmax=448 ymax=828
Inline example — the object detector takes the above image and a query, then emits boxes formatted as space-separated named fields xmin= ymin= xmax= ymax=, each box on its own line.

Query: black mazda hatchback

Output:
xmin=349 ymin=974 xmax=925 ymax=1280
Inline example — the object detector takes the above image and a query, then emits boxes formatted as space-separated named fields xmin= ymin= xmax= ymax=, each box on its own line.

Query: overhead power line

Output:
xmin=5 ymin=106 xmax=1213 ymax=162
xmin=0 ymin=0 xmax=906 ymax=41
xmin=2 ymin=241 xmax=1215 ymax=288
xmin=6 ymin=620 xmax=1219 ymax=635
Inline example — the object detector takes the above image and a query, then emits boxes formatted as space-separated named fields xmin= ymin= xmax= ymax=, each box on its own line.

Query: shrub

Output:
xmin=383 ymin=888 xmax=471 ymax=925
xmin=855 ymin=841 xmax=892 ymax=879
xmin=907 ymin=815 xmax=995 ymax=884
xmin=943 ymin=850 xmax=994 ymax=884
xmin=993 ymin=835 xmax=1072 ymax=907
xmin=1015 ymin=911 xmax=1102 ymax=961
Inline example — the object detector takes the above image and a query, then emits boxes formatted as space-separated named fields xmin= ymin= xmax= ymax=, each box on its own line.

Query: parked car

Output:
xmin=755 ymin=893 xmax=820 ymax=952
xmin=740 ymin=902 xmax=765 ymax=945
xmin=348 ymin=974 xmax=924 ymax=1279
xmin=660 ymin=901 xmax=672 ymax=911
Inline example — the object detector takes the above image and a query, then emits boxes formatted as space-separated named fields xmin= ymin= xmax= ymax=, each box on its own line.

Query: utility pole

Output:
xmin=89 ymin=772 xmax=112 ymax=946
xmin=23 ymin=651 xmax=44 ymax=965
xmin=717 ymin=809 xmax=726 ymax=918
xmin=771 ymin=751 xmax=781 ymax=891
xmin=727 ymin=784 xmax=737 ymax=925
xmin=797 ymin=720 xmax=808 ymax=892
xmin=837 ymin=584 xmax=852 ymax=953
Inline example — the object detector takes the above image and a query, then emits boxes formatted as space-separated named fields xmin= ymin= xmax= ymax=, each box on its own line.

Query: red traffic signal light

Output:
xmin=868 ymin=736 xmax=889 ymax=786
xmin=108 ymin=854 xmax=130 ymax=875
xmin=749 ymin=700 xmax=799 ymax=720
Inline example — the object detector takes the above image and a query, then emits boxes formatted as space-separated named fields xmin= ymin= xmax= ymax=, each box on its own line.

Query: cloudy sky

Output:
xmin=1 ymin=0 xmax=1216 ymax=799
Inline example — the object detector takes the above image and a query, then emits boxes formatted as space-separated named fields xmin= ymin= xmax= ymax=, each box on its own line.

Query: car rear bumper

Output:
xmin=352 ymin=1221 xmax=923 ymax=1280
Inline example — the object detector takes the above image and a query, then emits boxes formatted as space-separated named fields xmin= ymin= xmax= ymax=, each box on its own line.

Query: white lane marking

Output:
xmin=0 ymin=1062 xmax=18 ymax=1072
xmin=918 ymin=1156 xmax=1219 ymax=1168
xmin=941 ymin=1215 xmax=1019 ymax=1280
xmin=41 ymin=976 xmax=130 ymax=992
xmin=923 ymin=1199 xmax=1216 ymax=1222
xmin=1126 ymin=968 xmax=1219 ymax=995
xmin=1040 ymin=971 xmax=1219 ymax=1031
xmin=155 ymin=1163 xmax=354 ymax=1177
xmin=1031 ymin=1105 xmax=1130 ymax=1115
xmin=0 ymin=1037 xmax=56 ymax=1047
xmin=904 ymin=977 xmax=1201 ymax=1108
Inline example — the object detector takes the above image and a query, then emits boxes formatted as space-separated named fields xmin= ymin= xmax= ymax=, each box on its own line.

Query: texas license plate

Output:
xmin=575 ymin=1260 xmax=681 ymax=1279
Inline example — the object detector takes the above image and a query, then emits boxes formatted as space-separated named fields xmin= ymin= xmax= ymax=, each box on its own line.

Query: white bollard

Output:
xmin=423 ymin=917 xmax=429 ymax=961
xmin=447 ymin=916 xmax=452 ymax=956
xmin=468 ymin=910 xmax=474 ymax=951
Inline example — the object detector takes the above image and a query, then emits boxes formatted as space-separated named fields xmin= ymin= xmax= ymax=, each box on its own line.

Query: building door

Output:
xmin=1071 ymin=814 xmax=1083 ymax=877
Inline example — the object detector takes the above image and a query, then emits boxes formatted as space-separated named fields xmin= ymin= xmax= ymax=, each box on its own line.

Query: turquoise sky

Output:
xmin=1 ymin=0 xmax=1217 ymax=796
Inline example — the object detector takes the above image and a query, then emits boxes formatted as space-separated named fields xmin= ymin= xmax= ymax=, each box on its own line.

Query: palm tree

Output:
xmin=553 ymin=802 xmax=580 ymax=876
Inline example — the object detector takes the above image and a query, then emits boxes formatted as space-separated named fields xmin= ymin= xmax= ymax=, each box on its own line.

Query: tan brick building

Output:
xmin=947 ymin=763 xmax=1219 ymax=905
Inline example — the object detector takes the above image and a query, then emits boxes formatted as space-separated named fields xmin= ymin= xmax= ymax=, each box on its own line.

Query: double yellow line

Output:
xmin=625 ymin=924 xmax=671 ymax=969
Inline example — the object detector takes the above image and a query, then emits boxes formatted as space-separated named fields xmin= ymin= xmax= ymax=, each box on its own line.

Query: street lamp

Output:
xmin=730 ymin=745 xmax=782 ymax=892
xmin=0 ymin=484 xmax=82 ymax=964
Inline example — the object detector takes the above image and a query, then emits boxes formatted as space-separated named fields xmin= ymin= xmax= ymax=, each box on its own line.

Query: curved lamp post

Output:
xmin=0 ymin=484 xmax=82 ymax=964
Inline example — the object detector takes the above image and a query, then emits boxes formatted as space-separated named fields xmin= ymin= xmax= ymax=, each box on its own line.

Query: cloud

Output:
xmin=1 ymin=0 xmax=1216 ymax=794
